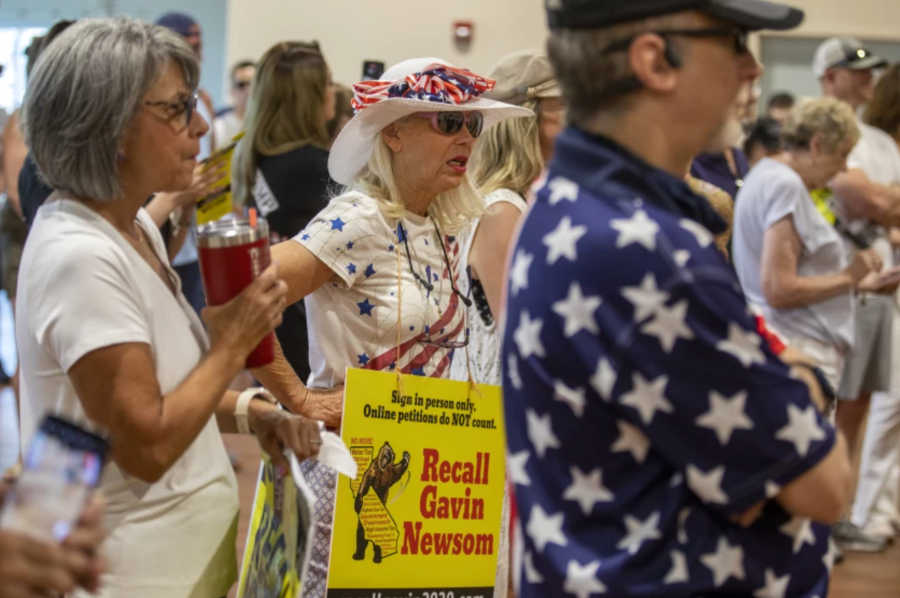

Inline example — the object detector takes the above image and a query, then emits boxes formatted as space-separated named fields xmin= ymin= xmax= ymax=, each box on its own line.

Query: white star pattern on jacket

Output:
xmin=508 ymin=450 xmax=532 ymax=487
xmin=779 ymin=517 xmax=816 ymax=554
xmin=543 ymin=216 xmax=588 ymax=265
xmin=611 ymin=419 xmax=650 ymax=463
xmin=563 ymin=467 xmax=614 ymax=515
xmin=641 ymin=299 xmax=694 ymax=352
xmin=620 ymin=373 xmax=673 ymax=425
xmin=563 ymin=560 xmax=606 ymax=598
xmin=616 ymin=512 xmax=663 ymax=555
xmin=526 ymin=504 xmax=567 ymax=553
xmin=510 ymin=249 xmax=534 ymax=297
xmin=548 ymin=176 xmax=580 ymax=206
xmin=701 ymin=537 xmax=746 ymax=586
xmin=527 ymin=409 xmax=561 ymax=458
xmin=554 ymin=380 xmax=587 ymax=417
xmin=695 ymin=390 xmax=755 ymax=445
xmin=622 ymin=273 xmax=669 ymax=322
xmin=776 ymin=404 xmax=827 ymax=457
xmin=514 ymin=311 xmax=546 ymax=359
xmin=553 ymin=282 xmax=602 ymax=338
xmin=754 ymin=569 xmax=791 ymax=598
xmin=590 ymin=358 xmax=616 ymax=401
xmin=611 ymin=209 xmax=660 ymax=250
xmin=664 ymin=549 xmax=690 ymax=584
xmin=502 ymin=144 xmax=836 ymax=598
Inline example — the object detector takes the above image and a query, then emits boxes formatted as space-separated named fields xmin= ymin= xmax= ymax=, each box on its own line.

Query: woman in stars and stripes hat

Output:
xmin=251 ymin=57 xmax=531 ymax=597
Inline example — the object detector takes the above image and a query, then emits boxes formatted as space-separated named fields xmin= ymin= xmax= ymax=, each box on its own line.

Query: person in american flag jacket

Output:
xmin=502 ymin=1 xmax=852 ymax=598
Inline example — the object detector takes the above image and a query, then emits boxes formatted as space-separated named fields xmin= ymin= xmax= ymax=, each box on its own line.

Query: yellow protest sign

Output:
xmin=237 ymin=456 xmax=300 ymax=598
xmin=327 ymin=369 xmax=506 ymax=598
xmin=195 ymin=134 xmax=243 ymax=225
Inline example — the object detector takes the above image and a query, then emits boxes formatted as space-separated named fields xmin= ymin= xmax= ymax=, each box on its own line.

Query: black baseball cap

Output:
xmin=547 ymin=0 xmax=804 ymax=31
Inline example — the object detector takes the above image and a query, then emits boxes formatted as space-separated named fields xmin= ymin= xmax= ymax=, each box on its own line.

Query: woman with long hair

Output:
xmin=450 ymin=50 xmax=565 ymax=387
xmin=234 ymin=41 xmax=336 ymax=382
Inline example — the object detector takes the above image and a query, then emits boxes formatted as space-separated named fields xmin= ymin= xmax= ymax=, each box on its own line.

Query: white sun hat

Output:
xmin=328 ymin=57 xmax=534 ymax=186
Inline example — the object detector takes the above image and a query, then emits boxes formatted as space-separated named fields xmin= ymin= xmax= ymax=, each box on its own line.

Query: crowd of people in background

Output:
xmin=5 ymin=0 xmax=900 ymax=597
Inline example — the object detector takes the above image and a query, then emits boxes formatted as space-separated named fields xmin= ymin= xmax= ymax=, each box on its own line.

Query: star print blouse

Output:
xmin=295 ymin=191 xmax=465 ymax=389
xmin=502 ymin=128 xmax=837 ymax=598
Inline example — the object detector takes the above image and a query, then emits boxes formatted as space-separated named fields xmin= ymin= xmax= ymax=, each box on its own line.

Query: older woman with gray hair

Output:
xmin=19 ymin=17 xmax=323 ymax=598
xmin=251 ymin=58 xmax=530 ymax=597
xmin=733 ymin=97 xmax=891 ymax=394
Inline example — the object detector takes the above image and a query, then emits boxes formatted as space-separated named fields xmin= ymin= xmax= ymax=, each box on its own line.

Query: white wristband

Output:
xmin=235 ymin=388 xmax=278 ymax=435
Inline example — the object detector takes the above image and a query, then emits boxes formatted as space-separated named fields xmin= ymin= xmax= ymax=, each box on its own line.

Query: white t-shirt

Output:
xmin=450 ymin=188 xmax=527 ymax=387
xmin=848 ymin=120 xmax=900 ymax=186
xmin=17 ymin=200 xmax=239 ymax=598
xmin=295 ymin=191 xmax=465 ymax=388
xmin=733 ymin=158 xmax=854 ymax=352
xmin=213 ymin=111 xmax=244 ymax=151
xmin=842 ymin=120 xmax=900 ymax=265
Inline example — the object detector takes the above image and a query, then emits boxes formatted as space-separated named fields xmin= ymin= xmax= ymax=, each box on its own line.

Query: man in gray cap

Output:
xmin=503 ymin=1 xmax=851 ymax=597
xmin=817 ymin=37 xmax=900 ymax=553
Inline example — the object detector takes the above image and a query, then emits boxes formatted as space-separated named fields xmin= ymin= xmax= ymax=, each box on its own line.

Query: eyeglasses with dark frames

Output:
xmin=144 ymin=92 xmax=198 ymax=129
xmin=604 ymin=27 xmax=750 ymax=56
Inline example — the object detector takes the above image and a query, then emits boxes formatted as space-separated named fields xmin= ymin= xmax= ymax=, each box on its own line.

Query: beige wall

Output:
xmin=225 ymin=0 xmax=900 ymax=90
xmin=226 ymin=0 xmax=548 ymax=89
xmin=778 ymin=0 xmax=900 ymax=40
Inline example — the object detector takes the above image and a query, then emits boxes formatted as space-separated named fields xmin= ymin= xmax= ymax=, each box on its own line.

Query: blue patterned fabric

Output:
xmin=502 ymin=128 xmax=838 ymax=598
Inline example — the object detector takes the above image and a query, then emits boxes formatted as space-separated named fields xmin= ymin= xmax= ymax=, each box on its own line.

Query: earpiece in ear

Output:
xmin=664 ymin=43 xmax=683 ymax=69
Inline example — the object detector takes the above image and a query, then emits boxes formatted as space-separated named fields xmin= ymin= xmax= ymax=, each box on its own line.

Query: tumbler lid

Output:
xmin=196 ymin=218 xmax=269 ymax=249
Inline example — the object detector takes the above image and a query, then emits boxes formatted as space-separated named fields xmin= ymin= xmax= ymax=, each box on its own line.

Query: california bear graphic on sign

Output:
xmin=352 ymin=442 xmax=410 ymax=563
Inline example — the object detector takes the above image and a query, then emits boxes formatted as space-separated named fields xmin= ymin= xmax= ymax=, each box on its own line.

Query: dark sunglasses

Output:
xmin=412 ymin=111 xmax=484 ymax=139
xmin=605 ymin=27 xmax=750 ymax=57
xmin=144 ymin=92 xmax=198 ymax=129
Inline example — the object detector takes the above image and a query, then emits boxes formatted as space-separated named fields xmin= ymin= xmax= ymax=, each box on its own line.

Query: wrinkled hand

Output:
xmin=172 ymin=162 xmax=228 ymax=212
xmin=857 ymin=266 xmax=900 ymax=295
xmin=286 ymin=385 xmax=345 ymax=431
xmin=250 ymin=405 xmax=323 ymax=468
xmin=0 ymin=486 xmax=106 ymax=597
xmin=846 ymin=248 xmax=883 ymax=286
xmin=203 ymin=262 xmax=288 ymax=365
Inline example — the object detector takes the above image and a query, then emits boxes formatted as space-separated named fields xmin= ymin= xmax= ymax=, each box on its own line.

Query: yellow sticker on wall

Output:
xmin=327 ymin=369 xmax=506 ymax=598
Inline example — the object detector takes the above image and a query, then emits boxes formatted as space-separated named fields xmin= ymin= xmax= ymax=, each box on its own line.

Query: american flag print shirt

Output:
xmin=502 ymin=128 xmax=837 ymax=598
xmin=296 ymin=192 xmax=464 ymax=388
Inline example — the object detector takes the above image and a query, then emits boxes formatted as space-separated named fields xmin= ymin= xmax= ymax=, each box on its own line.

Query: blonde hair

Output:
xmin=472 ymin=99 xmax=543 ymax=197
xmin=782 ymin=97 xmax=860 ymax=153
xmin=354 ymin=133 xmax=484 ymax=234
xmin=234 ymin=41 xmax=330 ymax=206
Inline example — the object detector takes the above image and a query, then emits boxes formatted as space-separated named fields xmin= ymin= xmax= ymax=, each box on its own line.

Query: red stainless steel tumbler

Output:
xmin=197 ymin=218 xmax=275 ymax=368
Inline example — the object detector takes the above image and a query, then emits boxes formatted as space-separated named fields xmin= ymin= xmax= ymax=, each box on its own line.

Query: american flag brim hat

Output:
xmin=328 ymin=57 xmax=533 ymax=186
